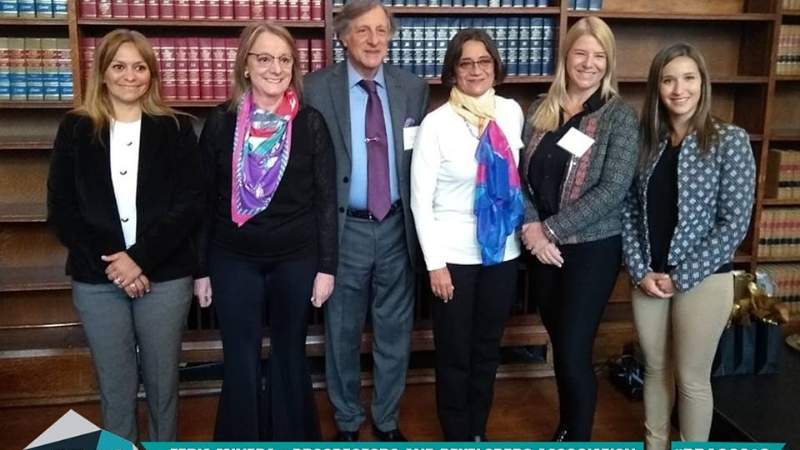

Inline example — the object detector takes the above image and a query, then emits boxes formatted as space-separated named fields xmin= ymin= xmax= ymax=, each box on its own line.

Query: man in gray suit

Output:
xmin=304 ymin=0 xmax=429 ymax=441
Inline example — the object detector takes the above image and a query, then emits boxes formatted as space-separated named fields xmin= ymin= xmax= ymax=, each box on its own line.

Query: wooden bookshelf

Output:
xmin=0 ymin=202 xmax=47 ymax=223
xmin=567 ymin=12 xmax=778 ymax=21
xmin=0 ymin=101 xmax=74 ymax=109
xmin=0 ymin=140 xmax=53 ymax=151
xmin=0 ymin=18 xmax=69 ymax=26
xmin=77 ymin=18 xmax=325 ymax=28
xmin=333 ymin=6 xmax=561 ymax=14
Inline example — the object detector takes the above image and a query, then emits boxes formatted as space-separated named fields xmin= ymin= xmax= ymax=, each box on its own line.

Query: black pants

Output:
xmin=529 ymin=235 xmax=621 ymax=441
xmin=209 ymin=244 xmax=321 ymax=441
xmin=432 ymin=259 xmax=518 ymax=440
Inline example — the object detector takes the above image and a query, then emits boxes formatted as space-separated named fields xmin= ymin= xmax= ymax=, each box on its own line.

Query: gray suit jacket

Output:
xmin=304 ymin=61 xmax=430 ymax=267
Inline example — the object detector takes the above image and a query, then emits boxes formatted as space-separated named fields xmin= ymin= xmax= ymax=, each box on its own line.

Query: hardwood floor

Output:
xmin=0 ymin=373 xmax=644 ymax=448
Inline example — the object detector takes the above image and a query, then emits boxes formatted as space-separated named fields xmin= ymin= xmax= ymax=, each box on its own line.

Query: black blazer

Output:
xmin=47 ymin=112 xmax=204 ymax=283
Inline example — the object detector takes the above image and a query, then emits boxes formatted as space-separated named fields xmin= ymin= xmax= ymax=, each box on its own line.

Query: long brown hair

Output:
xmin=639 ymin=43 xmax=717 ymax=171
xmin=76 ymin=29 xmax=176 ymax=138
xmin=529 ymin=17 xmax=618 ymax=132
xmin=229 ymin=22 xmax=303 ymax=111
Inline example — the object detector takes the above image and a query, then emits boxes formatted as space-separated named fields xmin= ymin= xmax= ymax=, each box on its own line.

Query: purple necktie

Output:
xmin=359 ymin=79 xmax=391 ymax=221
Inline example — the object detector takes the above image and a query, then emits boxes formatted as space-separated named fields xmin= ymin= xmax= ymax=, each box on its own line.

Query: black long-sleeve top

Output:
xmin=195 ymin=104 xmax=338 ymax=276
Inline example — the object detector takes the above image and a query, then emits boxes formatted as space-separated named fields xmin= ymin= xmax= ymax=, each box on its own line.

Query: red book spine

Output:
xmin=298 ymin=0 xmax=310 ymax=20
xmin=212 ymin=38 xmax=227 ymax=100
xmin=81 ymin=0 xmax=97 ymax=17
xmin=111 ymin=0 xmax=129 ymax=17
xmin=199 ymin=37 xmax=213 ymax=99
xmin=265 ymin=0 xmax=276 ymax=18
xmin=225 ymin=37 xmax=237 ymax=98
xmin=310 ymin=0 xmax=320 ymax=20
xmin=190 ymin=0 xmax=205 ymax=18
xmin=175 ymin=37 xmax=189 ymax=100
xmin=187 ymin=37 xmax=201 ymax=100
xmin=206 ymin=0 xmax=219 ymax=17
xmin=97 ymin=0 xmax=112 ymax=16
xmin=310 ymin=38 xmax=324 ymax=71
xmin=130 ymin=0 xmax=146 ymax=17
xmin=145 ymin=0 xmax=159 ymax=17
xmin=251 ymin=0 xmax=264 ymax=18
xmin=219 ymin=0 xmax=233 ymax=18
xmin=159 ymin=0 xmax=174 ymax=17
xmin=295 ymin=38 xmax=309 ymax=75
xmin=150 ymin=37 xmax=162 ymax=95
xmin=276 ymin=0 xmax=287 ymax=19
xmin=175 ymin=0 xmax=190 ymax=18
xmin=233 ymin=0 xmax=249 ymax=18
xmin=288 ymin=0 xmax=298 ymax=20
xmin=160 ymin=37 xmax=177 ymax=100
xmin=80 ymin=37 xmax=95 ymax=84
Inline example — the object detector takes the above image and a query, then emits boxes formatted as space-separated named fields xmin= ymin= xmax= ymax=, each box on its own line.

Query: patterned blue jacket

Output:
xmin=621 ymin=122 xmax=756 ymax=292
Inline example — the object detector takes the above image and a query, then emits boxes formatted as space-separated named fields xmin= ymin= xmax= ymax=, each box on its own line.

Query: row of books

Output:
xmin=758 ymin=264 xmax=800 ymax=310
xmin=334 ymin=0 xmax=550 ymax=7
xmin=333 ymin=16 xmax=557 ymax=78
xmin=81 ymin=36 xmax=324 ymax=101
xmin=765 ymin=149 xmax=800 ymax=200
xmin=79 ymin=0 xmax=323 ymax=20
xmin=757 ymin=208 xmax=800 ymax=258
xmin=0 ymin=0 xmax=67 ymax=17
xmin=777 ymin=25 xmax=800 ymax=76
xmin=566 ymin=0 xmax=602 ymax=10
xmin=0 ymin=37 xmax=73 ymax=101
xmin=782 ymin=0 xmax=800 ymax=11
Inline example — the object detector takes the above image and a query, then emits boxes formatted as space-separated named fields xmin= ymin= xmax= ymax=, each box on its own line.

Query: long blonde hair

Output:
xmin=529 ymin=17 xmax=618 ymax=132
xmin=76 ymin=29 xmax=176 ymax=139
xmin=229 ymin=22 xmax=303 ymax=111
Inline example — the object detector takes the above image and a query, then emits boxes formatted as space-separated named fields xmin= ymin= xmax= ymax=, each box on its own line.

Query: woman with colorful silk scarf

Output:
xmin=193 ymin=23 xmax=337 ymax=440
xmin=410 ymin=28 xmax=524 ymax=441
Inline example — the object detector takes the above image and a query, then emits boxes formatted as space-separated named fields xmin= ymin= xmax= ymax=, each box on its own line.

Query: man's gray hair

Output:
xmin=333 ymin=0 xmax=397 ymax=39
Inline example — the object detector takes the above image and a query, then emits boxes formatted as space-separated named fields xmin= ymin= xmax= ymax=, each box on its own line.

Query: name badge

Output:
xmin=403 ymin=126 xmax=419 ymax=151
xmin=557 ymin=127 xmax=595 ymax=157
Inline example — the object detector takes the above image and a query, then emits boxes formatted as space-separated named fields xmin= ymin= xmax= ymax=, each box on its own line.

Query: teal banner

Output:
xmin=672 ymin=443 xmax=786 ymax=450
xmin=142 ymin=442 xmax=645 ymax=450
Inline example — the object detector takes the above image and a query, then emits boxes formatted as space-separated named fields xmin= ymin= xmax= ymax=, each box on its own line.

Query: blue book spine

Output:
xmin=400 ymin=19 xmax=414 ymax=73
xmin=542 ymin=17 xmax=555 ymax=75
xmin=434 ymin=17 xmax=449 ymax=77
xmin=18 ymin=0 xmax=34 ymax=16
xmin=423 ymin=17 xmax=436 ymax=78
xmin=486 ymin=0 xmax=498 ymax=7
xmin=499 ymin=0 xmax=511 ymax=6
xmin=531 ymin=17 xmax=543 ymax=76
xmin=52 ymin=0 xmax=65 ymax=15
xmin=0 ymin=38 xmax=9 ymax=100
xmin=568 ymin=0 xmax=576 ymax=9
xmin=483 ymin=17 xmax=495 ymax=40
xmin=506 ymin=16 xmax=519 ymax=77
xmin=412 ymin=17 xmax=425 ymax=76
xmin=57 ymin=38 xmax=71 ymax=100
xmin=461 ymin=0 xmax=474 ymax=7
xmin=450 ymin=0 xmax=462 ymax=7
xmin=517 ymin=19 xmax=530 ymax=76
xmin=333 ymin=35 xmax=345 ymax=63
xmin=536 ymin=0 xmax=547 ymax=5
xmin=512 ymin=0 xmax=523 ymax=6
xmin=0 ymin=0 xmax=17 ymax=16
xmin=9 ymin=38 xmax=25 ymax=100
xmin=589 ymin=0 xmax=601 ymax=9
xmin=523 ymin=0 xmax=536 ymax=6
xmin=494 ymin=17 xmax=508 ymax=73
xmin=575 ymin=0 xmax=588 ymax=9
xmin=34 ymin=0 xmax=52 ymax=16
xmin=439 ymin=0 xmax=451 ymax=6
xmin=388 ymin=38 xmax=399 ymax=66
xmin=24 ymin=39 xmax=43 ymax=100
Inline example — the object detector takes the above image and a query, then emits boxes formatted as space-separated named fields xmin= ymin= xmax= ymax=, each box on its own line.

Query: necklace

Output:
xmin=461 ymin=116 xmax=480 ymax=139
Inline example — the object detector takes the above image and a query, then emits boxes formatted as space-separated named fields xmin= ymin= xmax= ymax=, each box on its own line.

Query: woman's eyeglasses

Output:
xmin=457 ymin=58 xmax=493 ymax=71
xmin=247 ymin=52 xmax=293 ymax=69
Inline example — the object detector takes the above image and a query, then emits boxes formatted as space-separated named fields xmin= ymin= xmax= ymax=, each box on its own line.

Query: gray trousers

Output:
xmin=72 ymin=277 xmax=192 ymax=442
xmin=324 ymin=212 xmax=415 ymax=432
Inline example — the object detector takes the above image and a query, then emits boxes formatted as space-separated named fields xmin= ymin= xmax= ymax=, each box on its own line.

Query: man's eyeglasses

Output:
xmin=456 ymin=58 xmax=493 ymax=71
xmin=247 ymin=52 xmax=294 ymax=69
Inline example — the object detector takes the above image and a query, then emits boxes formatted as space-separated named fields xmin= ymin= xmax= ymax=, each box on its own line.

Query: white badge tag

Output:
xmin=403 ymin=126 xmax=419 ymax=151
xmin=557 ymin=127 xmax=595 ymax=158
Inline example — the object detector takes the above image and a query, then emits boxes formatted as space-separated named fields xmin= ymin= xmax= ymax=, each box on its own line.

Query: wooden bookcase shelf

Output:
xmin=761 ymin=198 xmax=800 ymax=206
xmin=567 ymin=12 xmax=778 ymax=21
xmin=618 ymin=76 xmax=769 ymax=84
xmin=332 ymin=6 xmax=560 ymax=14
xmin=0 ymin=140 xmax=53 ymax=151
xmin=77 ymin=19 xmax=325 ymax=28
xmin=0 ymin=101 xmax=74 ymax=109
xmin=0 ymin=202 xmax=47 ymax=223
xmin=0 ymin=18 xmax=69 ymax=26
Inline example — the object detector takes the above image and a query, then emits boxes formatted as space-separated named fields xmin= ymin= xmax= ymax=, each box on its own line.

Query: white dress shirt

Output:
xmin=109 ymin=118 xmax=141 ymax=249
xmin=411 ymin=96 xmax=524 ymax=271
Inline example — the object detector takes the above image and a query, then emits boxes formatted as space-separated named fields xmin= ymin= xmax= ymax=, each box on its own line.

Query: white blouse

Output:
xmin=109 ymin=118 xmax=141 ymax=249
xmin=410 ymin=96 xmax=525 ymax=271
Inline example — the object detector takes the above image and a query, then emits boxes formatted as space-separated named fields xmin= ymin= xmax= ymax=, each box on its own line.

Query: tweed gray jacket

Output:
xmin=621 ymin=122 xmax=756 ymax=292
xmin=521 ymin=95 xmax=640 ymax=245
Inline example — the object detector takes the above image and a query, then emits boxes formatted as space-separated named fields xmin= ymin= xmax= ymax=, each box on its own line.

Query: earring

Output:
xmin=244 ymin=71 xmax=249 ymax=78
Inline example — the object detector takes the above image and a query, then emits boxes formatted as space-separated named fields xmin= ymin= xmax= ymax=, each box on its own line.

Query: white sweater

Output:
xmin=411 ymin=96 xmax=524 ymax=271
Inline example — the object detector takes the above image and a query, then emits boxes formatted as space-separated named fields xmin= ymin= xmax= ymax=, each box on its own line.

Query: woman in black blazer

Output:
xmin=193 ymin=22 xmax=337 ymax=440
xmin=47 ymin=29 xmax=202 ymax=443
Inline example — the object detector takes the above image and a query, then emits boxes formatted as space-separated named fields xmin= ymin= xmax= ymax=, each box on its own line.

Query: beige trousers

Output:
xmin=632 ymin=272 xmax=733 ymax=450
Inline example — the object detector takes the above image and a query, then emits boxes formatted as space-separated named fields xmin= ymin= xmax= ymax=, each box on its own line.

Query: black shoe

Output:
xmin=372 ymin=425 xmax=407 ymax=441
xmin=551 ymin=426 xmax=568 ymax=442
xmin=335 ymin=430 xmax=360 ymax=441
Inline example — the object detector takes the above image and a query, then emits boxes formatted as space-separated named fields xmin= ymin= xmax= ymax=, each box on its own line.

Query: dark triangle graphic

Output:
xmin=29 ymin=430 xmax=101 ymax=450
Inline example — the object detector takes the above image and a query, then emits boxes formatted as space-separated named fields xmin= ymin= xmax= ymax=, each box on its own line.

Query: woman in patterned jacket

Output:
xmin=621 ymin=43 xmax=755 ymax=450
xmin=520 ymin=17 xmax=639 ymax=441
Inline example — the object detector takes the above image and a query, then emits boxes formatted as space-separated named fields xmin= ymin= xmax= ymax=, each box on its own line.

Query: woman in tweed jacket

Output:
xmin=520 ymin=17 xmax=639 ymax=441
xmin=622 ymin=43 xmax=755 ymax=450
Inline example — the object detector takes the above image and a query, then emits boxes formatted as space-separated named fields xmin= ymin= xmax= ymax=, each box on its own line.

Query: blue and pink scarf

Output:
xmin=449 ymin=87 xmax=524 ymax=265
